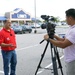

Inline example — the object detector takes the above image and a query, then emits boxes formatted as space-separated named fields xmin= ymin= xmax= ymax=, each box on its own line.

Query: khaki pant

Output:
xmin=66 ymin=60 xmax=75 ymax=75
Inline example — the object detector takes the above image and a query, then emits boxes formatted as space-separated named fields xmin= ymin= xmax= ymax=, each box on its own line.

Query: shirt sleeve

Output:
xmin=66 ymin=31 xmax=75 ymax=44
xmin=0 ymin=32 xmax=4 ymax=44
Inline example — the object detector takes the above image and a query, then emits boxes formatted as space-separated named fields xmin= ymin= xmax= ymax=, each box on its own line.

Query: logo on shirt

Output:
xmin=7 ymin=37 xmax=10 ymax=41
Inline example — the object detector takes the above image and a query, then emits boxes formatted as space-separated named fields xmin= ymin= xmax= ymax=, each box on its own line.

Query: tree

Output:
xmin=53 ymin=17 xmax=60 ymax=22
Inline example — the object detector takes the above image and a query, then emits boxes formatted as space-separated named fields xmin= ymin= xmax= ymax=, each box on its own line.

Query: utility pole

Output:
xmin=34 ymin=0 xmax=37 ymax=33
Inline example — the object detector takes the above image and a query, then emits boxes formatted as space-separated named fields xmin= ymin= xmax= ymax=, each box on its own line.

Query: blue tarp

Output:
xmin=0 ymin=16 xmax=7 ymax=21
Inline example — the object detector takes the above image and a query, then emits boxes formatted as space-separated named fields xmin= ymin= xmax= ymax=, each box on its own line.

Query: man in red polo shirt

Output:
xmin=0 ymin=19 xmax=17 ymax=75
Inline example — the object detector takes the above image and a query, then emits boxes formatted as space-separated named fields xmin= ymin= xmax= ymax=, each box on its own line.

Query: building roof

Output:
xmin=0 ymin=16 xmax=7 ymax=21
xmin=14 ymin=8 xmax=20 ymax=11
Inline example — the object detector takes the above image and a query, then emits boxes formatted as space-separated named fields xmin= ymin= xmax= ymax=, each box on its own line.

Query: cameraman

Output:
xmin=44 ymin=8 xmax=75 ymax=75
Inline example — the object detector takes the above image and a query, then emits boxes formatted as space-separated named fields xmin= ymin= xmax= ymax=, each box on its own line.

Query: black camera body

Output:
xmin=41 ymin=15 xmax=56 ymax=39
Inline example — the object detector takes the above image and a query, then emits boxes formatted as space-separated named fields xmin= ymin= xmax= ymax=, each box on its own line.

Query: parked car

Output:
xmin=11 ymin=25 xmax=23 ymax=34
xmin=30 ymin=24 xmax=41 ymax=28
xmin=21 ymin=25 xmax=32 ymax=33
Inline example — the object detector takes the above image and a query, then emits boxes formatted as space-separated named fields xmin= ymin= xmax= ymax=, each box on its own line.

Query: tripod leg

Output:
xmin=55 ymin=47 xmax=64 ymax=75
xmin=35 ymin=42 xmax=49 ymax=75
xmin=50 ymin=43 xmax=58 ymax=75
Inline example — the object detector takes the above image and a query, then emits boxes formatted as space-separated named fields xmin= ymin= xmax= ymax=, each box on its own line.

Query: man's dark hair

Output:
xmin=65 ymin=8 xmax=75 ymax=19
xmin=3 ymin=20 xmax=7 ymax=23
xmin=3 ymin=18 xmax=8 ymax=23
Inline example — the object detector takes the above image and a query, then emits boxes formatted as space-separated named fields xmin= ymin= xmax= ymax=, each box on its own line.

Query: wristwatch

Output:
xmin=47 ymin=38 xmax=50 ymax=41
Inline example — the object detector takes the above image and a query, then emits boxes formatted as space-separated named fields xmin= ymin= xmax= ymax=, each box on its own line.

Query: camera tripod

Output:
xmin=35 ymin=39 xmax=64 ymax=75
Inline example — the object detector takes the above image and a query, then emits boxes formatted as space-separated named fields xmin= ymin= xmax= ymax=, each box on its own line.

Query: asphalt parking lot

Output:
xmin=0 ymin=28 xmax=67 ymax=75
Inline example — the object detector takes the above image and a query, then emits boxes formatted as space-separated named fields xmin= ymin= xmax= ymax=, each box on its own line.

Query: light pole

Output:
xmin=34 ymin=0 xmax=37 ymax=33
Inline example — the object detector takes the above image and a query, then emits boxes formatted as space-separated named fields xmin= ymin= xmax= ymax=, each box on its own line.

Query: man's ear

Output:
xmin=69 ymin=16 xmax=72 ymax=21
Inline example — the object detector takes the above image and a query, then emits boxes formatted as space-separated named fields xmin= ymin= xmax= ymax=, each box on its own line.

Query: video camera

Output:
xmin=41 ymin=15 xmax=56 ymax=39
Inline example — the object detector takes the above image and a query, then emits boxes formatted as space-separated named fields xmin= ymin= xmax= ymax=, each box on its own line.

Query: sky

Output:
xmin=0 ymin=0 xmax=75 ymax=20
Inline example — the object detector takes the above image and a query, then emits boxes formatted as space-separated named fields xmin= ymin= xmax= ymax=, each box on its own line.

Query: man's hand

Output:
xmin=44 ymin=34 xmax=49 ymax=40
xmin=8 ymin=44 xmax=16 ymax=48
xmin=8 ymin=44 xmax=15 ymax=47
xmin=0 ymin=43 xmax=16 ymax=47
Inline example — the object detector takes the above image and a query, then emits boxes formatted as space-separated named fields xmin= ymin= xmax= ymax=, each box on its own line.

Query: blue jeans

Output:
xmin=1 ymin=50 xmax=17 ymax=75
